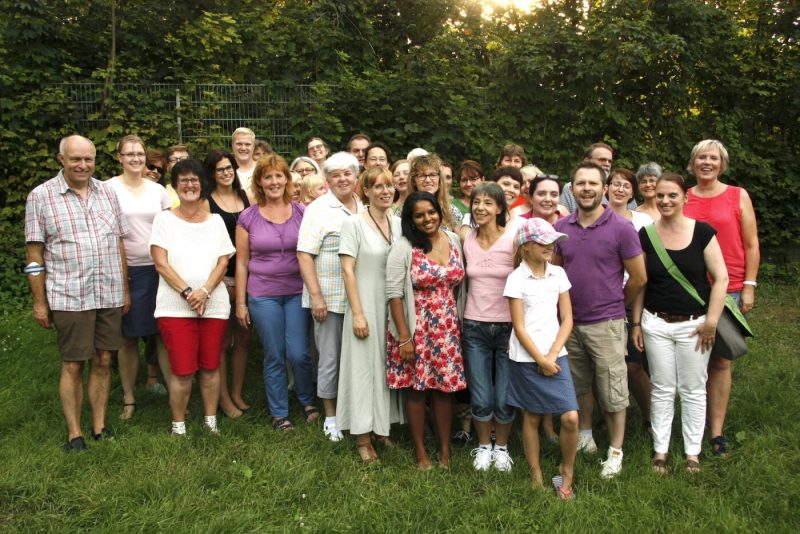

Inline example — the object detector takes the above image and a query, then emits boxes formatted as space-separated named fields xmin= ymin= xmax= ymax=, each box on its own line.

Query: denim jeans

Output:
xmin=248 ymin=294 xmax=315 ymax=418
xmin=642 ymin=310 xmax=710 ymax=456
xmin=462 ymin=319 xmax=514 ymax=424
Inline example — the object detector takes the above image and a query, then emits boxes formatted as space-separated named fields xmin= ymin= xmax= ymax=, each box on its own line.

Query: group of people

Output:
xmin=25 ymin=129 xmax=759 ymax=500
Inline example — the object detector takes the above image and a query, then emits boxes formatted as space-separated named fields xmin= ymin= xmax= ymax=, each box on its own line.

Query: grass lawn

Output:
xmin=1 ymin=281 xmax=798 ymax=532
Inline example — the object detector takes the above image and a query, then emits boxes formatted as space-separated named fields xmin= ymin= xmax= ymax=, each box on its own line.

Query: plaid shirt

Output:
xmin=24 ymin=171 xmax=129 ymax=311
xmin=296 ymin=190 xmax=362 ymax=313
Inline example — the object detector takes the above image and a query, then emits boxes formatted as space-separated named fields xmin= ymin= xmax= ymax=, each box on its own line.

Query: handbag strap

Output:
xmin=644 ymin=224 xmax=706 ymax=307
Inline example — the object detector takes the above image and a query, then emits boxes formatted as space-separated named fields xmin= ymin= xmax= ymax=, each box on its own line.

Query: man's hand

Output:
xmin=33 ymin=301 xmax=51 ymax=328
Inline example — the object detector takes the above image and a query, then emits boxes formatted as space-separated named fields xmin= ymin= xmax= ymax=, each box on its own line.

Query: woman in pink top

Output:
xmin=458 ymin=182 xmax=517 ymax=472
xmin=684 ymin=139 xmax=760 ymax=457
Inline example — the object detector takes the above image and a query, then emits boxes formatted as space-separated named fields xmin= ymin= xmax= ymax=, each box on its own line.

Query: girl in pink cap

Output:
xmin=503 ymin=217 xmax=578 ymax=499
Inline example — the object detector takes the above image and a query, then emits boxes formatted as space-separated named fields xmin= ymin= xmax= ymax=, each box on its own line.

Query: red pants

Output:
xmin=157 ymin=317 xmax=227 ymax=376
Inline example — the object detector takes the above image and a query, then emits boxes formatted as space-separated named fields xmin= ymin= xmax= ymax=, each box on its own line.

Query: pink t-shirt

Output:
xmin=463 ymin=226 xmax=516 ymax=322
xmin=107 ymin=177 xmax=171 ymax=266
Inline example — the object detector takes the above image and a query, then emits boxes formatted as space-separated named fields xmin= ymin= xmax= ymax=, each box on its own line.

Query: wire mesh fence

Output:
xmin=58 ymin=83 xmax=326 ymax=156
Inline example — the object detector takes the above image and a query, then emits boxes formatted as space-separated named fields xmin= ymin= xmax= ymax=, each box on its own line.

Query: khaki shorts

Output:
xmin=51 ymin=308 xmax=124 ymax=362
xmin=565 ymin=318 xmax=629 ymax=413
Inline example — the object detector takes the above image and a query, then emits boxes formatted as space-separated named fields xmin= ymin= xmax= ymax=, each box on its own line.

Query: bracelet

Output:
xmin=180 ymin=287 xmax=192 ymax=300
xmin=743 ymin=280 xmax=757 ymax=287
xmin=398 ymin=337 xmax=412 ymax=347
xmin=200 ymin=286 xmax=211 ymax=299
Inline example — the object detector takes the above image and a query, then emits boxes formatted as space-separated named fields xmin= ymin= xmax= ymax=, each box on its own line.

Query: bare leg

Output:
xmin=88 ymin=350 xmax=112 ymax=434
xmin=521 ymin=411 xmax=543 ymax=487
xmin=217 ymin=348 xmax=242 ymax=418
xmin=405 ymin=390 xmax=431 ymax=469
xmin=60 ymin=361 xmax=85 ymax=440
xmin=707 ymin=356 xmax=732 ymax=438
xmin=146 ymin=362 xmax=160 ymax=386
xmin=559 ymin=411 xmax=579 ymax=490
xmin=605 ymin=409 xmax=626 ymax=450
xmin=577 ymin=392 xmax=594 ymax=431
xmin=627 ymin=362 xmax=652 ymax=423
xmin=542 ymin=413 xmax=558 ymax=440
xmin=493 ymin=421 xmax=513 ymax=448
xmin=117 ymin=337 xmax=139 ymax=419
xmin=431 ymin=391 xmax=454 ymax=467
xmin=198 ymin=368 xmax=221 ymax=417
xmin=473 ymin=418 xmax=492 ymax=445
xmin=169 ymin=374 xmax=193 ymax=422
xmin=156 ymin=336 xmax=173 ymax=390
xmin=355 ymin=432 xmax=379 ymax=462
xmin=230 ymin=320 xmax=250 ymax=410
xmin=322 ymin=398 xmax=337 ymax=418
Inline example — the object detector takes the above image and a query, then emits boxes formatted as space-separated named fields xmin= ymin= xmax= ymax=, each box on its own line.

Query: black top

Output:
xmin=639 ymin=221 xmax=716 ymax=315
xmin=209 ymin=193 xmax=250 ymax=277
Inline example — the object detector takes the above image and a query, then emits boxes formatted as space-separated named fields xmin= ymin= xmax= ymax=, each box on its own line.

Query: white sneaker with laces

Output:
xmin=492 ymin=448 xmax=514 ymax=472
xmin=600 ymin=447 xmax=624 ymax=479
xmin=323 ymin=422 xmax=343 ymax=442
xmin=471 ymin=446 xmax=493 ymax=471
xmin=577 ymin=433 xmax=598 ymax=454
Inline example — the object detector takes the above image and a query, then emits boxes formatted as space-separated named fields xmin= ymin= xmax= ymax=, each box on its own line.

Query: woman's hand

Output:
xmin=236 ymin=304 xmax=250 ymax=328
xmin=691 ymin=320 xmax=717 ymax=353
xmin=399 ymin=339 xmax=415 ymax=363
xmin=186 ymin=289 xmax=207 ymax=316
xmin=310 ymin=294 xmax=328 ymax=323
xmin=352 ymin=314 xmax=369 ymax=338
xmin=741 ymin=285 xmax=755 ymax=314
xmin=632 ymin=325 xmax=645 ymax=352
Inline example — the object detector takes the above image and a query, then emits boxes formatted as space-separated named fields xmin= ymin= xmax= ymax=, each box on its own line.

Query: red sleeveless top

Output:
xmin=684 ymin=185 xmax=745 ymax=292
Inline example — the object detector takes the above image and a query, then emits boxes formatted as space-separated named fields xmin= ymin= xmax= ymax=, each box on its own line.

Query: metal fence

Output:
xmin=58 ymin=83 xmax=326 ymax=156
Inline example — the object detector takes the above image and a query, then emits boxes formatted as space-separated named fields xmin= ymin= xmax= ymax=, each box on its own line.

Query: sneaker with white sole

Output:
xmin=492 ymin=448 xmax=514 ymax=472
xmin=323 ymin=422 xmax=343 ymax=442
xmin=599 ymin=447 xmax=624 ymax=479
xmin=577 ymin=433 xmax=598 ymax=454
xmin=471 ymin=446 xmax=493 ymax=471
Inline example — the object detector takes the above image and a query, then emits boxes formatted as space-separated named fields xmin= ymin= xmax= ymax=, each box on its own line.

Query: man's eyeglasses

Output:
xmin=168 ymin=155 xmax=189 ymax=164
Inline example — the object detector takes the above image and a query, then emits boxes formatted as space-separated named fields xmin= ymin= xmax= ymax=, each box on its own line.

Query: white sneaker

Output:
xmin=600 ymin=447 xmax=624 ymax=479
xmin=492 ymin=448 xmax=514 ymax=472
xmin=323 ymin=422 xmax=343 ymax=442
xmin=471 ymin=446 xmax=493 ymax=471
xmin=577 ymin=433 xmax=598 ymax=454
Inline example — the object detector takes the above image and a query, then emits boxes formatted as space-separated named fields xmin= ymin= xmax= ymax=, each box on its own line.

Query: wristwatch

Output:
xmin=180 ymin=286 xmax=192 ymax=300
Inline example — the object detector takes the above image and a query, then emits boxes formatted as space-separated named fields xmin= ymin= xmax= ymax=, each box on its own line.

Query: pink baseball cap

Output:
xmin=517 ymin=217 xmax=569 ymax=246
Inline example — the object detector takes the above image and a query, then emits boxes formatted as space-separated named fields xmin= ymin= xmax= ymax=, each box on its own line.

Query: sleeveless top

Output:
xmin=684 ymin=185 xmax=745 ymax=292
xmin=463 ymin=226 xmax=516 ymax=322
xmin=208 ymin=192 xmax=250 ymax=277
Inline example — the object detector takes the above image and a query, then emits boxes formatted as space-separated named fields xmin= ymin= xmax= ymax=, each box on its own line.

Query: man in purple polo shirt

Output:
xmin=553 ymin=161 xmax=646 ymax=479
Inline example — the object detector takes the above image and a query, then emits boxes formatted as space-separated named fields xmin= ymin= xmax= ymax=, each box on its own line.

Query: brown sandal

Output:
xmin=685 ymin=459 xmax=701 ymax=474
xmin=652 ymin=457 xmax=668 ymax=475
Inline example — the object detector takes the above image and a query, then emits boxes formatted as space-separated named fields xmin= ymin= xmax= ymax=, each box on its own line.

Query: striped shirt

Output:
xmin=296 ymin=190 xmax=362 ymax=313
xmin=24 ymin=171 xmax=129 ymax=311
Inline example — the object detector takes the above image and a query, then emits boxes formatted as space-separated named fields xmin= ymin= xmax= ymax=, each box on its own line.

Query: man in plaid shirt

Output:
xmin=24 ymin=135 xmax=130 ymax=452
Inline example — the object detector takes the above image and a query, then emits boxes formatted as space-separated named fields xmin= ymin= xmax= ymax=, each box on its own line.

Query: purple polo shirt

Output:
xmin=554 ymin=207 xmax=641 ymax=325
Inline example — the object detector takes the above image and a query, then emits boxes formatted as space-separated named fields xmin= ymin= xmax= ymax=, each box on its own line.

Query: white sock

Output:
xmin=608 ymin=446 xmax=623 ymax=457
xmin=579 ymin=429 xmax=593 ymax=437
xmin=324 ymin=416 xmax=336 ymax=428
xmin=204 ymin=415 xmax=218 ymax=431
xmin=172 ymin=421 xmax=186 ymax=435
xmin=479 ymin=443 xmax=492 ymax=450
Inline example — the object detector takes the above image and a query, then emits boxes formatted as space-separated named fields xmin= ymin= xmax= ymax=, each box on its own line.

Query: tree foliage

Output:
xmin=1 ymin=0 xmax=797 ymax=298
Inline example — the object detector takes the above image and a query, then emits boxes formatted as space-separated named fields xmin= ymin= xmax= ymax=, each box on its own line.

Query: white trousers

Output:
xmin=642 ymin=310 xmax=710 ymax=456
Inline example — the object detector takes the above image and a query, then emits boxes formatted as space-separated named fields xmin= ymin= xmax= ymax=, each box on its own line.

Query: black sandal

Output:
xmin=710 ymin=435 xmax=729 ymax=457
xmin=272 ymin=417 xmax=295 ymax=432
xmin=303 ymin=406 xmax=321 ymax=423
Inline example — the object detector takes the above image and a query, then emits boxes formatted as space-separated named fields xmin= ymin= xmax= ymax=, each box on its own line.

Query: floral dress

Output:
xmin=386 ymin=241 xmax=467 ymax=392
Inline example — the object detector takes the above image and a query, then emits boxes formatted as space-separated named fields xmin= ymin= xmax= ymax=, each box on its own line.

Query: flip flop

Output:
xmin=552 ymin=474 xmax=574 ymax=500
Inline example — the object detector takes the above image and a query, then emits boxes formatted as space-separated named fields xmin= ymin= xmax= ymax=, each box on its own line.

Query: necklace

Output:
xmin=367 ymin=207 xmax=393 ymax=245
xmin=214 ymin=190 xmax=238 ymax=213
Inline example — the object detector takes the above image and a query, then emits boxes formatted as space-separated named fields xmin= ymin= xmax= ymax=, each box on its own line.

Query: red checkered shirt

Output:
xmin=24 ymin=171 xmax=130 ymax=311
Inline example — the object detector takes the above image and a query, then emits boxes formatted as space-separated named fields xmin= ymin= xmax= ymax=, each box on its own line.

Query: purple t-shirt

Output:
xmin=554 ymin=207 xmax=642 ymax=325
xmin=237 ymin=202 xmax=305 ymax=297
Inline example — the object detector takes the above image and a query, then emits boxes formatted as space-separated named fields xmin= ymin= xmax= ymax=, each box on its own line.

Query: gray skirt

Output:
xmin=506 ymin=356 xmax=579 ymax=415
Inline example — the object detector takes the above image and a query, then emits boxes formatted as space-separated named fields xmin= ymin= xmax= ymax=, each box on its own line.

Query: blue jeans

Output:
xmin=462 ymin=319 xmax=515 ymax=424
xmin=248 ymin=294 xmax=315 ymax=418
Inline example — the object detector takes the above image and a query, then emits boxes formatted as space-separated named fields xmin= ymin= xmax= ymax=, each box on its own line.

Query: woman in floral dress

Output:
xmin=386 ymin=191 xmax=467 ymax=469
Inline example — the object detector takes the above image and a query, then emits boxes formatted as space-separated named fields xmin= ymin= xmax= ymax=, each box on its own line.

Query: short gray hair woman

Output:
xmin=635 ymin=162 xmax=663 ymax=221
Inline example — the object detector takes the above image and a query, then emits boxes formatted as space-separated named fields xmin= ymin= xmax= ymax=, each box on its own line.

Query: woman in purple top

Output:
xmin=235 ymin=154 xmax=318 ymax=431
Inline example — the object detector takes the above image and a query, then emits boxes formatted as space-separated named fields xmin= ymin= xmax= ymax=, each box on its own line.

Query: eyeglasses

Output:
xmin=308 ymin=143 xmax=325 ymax=151
xmin=609 ymin=181 xmax=633 ymax=191
xmin=460 ymin=175 xmax=481 ymax=183
xmin=418 ymin=172 xmax=440 ymax=181
xmin=295 ymin=167 xmax=315 ymax=176
xmin=215 ymin=165 xmax=234 ymax=175
xmin=638 ymin=177 xmax=658 ymax=185
xmin=177 ymin=177 xmax=200 ymax=185
xmin=120 ymin=152 xmax=145 ymax=159
xmin=146 ymin=164 xmax=163 ymax=173
xmin=168 ymin=155 xmax=188 ymax=164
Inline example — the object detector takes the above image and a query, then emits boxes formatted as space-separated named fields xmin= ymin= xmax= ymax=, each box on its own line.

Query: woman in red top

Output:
xmin=683 ymin=139 xmax=760 ymax=457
